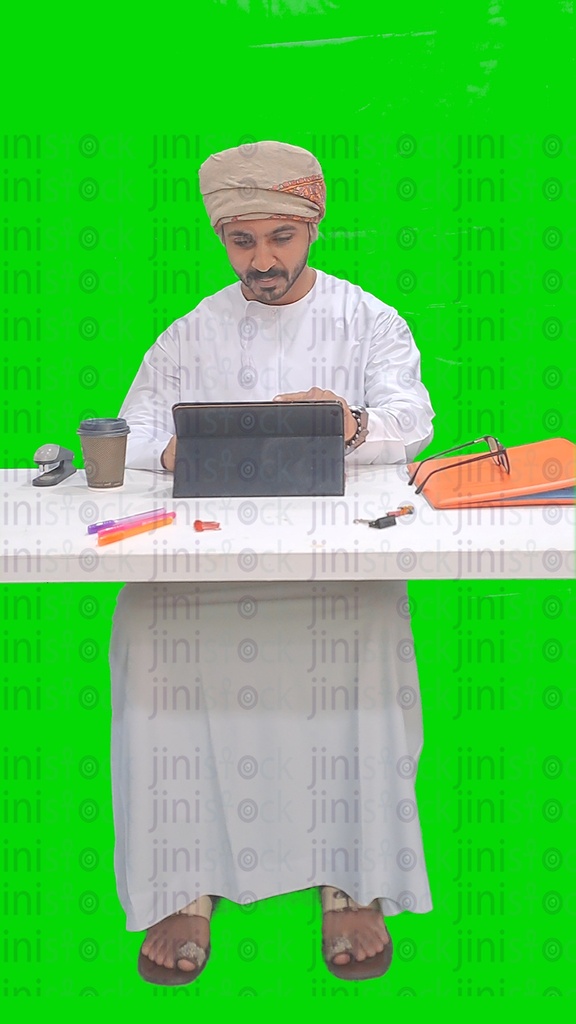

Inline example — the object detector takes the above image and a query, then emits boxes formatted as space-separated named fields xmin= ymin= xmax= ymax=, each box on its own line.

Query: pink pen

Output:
xmin=96 ymin=511 xmax=176 ymax=545
xmin=87 ymin=508 xmax=167 ymax=534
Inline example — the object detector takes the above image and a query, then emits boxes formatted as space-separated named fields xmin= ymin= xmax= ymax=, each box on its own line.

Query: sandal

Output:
xmin=320 ymin=886 xmax=393 ymax=981
xmin=137 ymin=894 xmax=218 ymax=986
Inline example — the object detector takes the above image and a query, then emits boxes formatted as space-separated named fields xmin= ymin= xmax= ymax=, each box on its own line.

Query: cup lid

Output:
xmin=77 ymin=418 xmax=130 ymax=436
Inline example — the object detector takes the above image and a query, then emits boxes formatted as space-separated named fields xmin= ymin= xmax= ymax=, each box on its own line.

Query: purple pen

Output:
xmin=87 ymin=507 xmax=166 ymax=534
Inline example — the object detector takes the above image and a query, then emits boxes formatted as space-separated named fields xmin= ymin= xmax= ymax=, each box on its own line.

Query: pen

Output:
xmin=97 ymin=512 xmax=176 ymax=546
xmin=87 ymin=508 xmax=166 ymax=534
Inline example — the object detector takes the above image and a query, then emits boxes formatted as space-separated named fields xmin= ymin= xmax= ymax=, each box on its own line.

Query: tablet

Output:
xmin=172 ymin=401 xmax=345 ymax=497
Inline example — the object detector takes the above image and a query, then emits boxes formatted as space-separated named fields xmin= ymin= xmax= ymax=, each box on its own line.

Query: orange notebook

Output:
xmin=408 ymin=438 xmax=576 ymax=508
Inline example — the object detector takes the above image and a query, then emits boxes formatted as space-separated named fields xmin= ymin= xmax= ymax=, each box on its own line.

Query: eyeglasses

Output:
xmin=407 ymin=435 xmax=510 ymax=495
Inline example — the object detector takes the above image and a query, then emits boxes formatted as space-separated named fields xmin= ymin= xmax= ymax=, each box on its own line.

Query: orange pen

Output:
xmin=97 ymin=512 xmax=176 ymax=546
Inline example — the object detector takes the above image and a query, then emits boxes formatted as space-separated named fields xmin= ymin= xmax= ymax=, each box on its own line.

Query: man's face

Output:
xmin=222 ymin=219 xmax=311 ymax=304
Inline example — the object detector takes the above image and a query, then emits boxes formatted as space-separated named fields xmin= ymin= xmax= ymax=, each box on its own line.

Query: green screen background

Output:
xmin=2 ymin=0 xmax=575 ymax=998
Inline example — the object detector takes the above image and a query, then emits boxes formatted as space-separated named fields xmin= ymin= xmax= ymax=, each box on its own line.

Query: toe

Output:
xmin=143 ymin=928 xmax=166 ymax=962
xmin=177 ymin=957 xmax=199 ymax=972
xmin=364 ymin=941 xmax=380 ymax=958
xmin=159 ymin=938 xmax=176 ymax=967
xmin=150 ymin=943 xmax=169 ymax=967
xmin=332 ymin=952 xmax=352 ymax=965
xmin=162 ymin=939 xmax=180 ymax=968
xmin=365 ymin=932 xmax=385 ymax=958
xmin=142 ymin=941 xmax=158 ymax=963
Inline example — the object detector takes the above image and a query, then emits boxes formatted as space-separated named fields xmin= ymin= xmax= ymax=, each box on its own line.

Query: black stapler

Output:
xmin=33 ymin=444 xmax=77 ymax=486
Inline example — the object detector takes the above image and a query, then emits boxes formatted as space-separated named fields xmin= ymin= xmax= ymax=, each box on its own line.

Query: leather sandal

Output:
xmin=137 ymin=894 xmax=218 ymax=986
xmin=320 ymin=886 xmax=393 ymax=981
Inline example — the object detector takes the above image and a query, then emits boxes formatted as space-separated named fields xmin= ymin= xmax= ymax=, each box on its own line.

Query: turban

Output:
xmin=199 ymin=140 xmax=325 ymax=243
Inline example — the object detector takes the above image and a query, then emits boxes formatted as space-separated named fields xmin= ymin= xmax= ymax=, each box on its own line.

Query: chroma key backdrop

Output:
xmin=2 ymin=0 xmax=575 ymax=999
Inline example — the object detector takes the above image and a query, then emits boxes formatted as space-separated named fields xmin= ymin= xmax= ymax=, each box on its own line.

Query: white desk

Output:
xmin=2 ymin=466 xmax=574 ymax=581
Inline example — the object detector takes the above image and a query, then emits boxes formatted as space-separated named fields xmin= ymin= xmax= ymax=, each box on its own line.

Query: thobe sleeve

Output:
xmin=347 ymin=309 xmax=435 ymax=466
xmin=118 ymin=328 xmax=181 ymax=471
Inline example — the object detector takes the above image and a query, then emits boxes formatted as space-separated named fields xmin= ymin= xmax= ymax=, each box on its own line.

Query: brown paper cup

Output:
xmin=77 ymin=418 xmax=130 ymax=488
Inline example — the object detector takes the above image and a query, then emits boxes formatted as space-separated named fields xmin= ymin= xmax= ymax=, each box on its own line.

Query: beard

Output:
xmin=238 ymin=247 xmax=310 ymax=303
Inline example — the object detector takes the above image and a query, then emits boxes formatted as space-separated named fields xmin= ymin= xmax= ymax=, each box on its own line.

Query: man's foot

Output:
xmin=137 ymin=895 xmax=216 ymax=986
xmin=320 ymin=887 xmax=393 ymax=980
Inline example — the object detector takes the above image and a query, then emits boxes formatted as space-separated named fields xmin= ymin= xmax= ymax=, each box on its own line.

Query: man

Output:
xmin=110 ymin=141 xmax=435 ymax=985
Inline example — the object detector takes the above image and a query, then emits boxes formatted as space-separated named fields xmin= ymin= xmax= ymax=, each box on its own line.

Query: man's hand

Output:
xmin=273 ymin=387 xmax=357 ymax=443
xmin=160 ymin=435 xmax=177 ymax=472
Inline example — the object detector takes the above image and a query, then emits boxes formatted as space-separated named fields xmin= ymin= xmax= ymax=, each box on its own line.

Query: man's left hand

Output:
xmin=273 ymin=387 xmax=357 ymax=443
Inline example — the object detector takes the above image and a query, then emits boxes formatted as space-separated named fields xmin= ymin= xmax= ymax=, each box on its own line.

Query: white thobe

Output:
xmin=110 ymin=270 xmax=436 ymax=930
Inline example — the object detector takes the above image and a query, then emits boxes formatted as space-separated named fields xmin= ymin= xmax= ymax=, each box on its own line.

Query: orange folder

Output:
xmin=408 ymin=437 xmax=576 ymax=508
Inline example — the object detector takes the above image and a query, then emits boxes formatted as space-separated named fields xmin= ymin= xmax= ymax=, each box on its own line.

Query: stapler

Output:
xmin=32 ymin=444 xmax=77 ymax=486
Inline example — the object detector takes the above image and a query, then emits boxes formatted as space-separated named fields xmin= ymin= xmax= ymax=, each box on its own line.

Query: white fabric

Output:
xmin=111 ymin=270 xmax=435 ymax=931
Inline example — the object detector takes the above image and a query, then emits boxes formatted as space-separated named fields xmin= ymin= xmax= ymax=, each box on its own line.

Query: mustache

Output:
xmin=248 ymin=269 xmax=286 ymax=282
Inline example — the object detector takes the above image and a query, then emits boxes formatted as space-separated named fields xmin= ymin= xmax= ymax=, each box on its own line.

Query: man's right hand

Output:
xmin=160 ymin=435 xmax=177 ymax=472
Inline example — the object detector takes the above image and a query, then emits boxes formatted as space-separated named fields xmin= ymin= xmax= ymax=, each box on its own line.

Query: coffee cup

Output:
xmin=77 ymin=418 xmax=131 ymax=488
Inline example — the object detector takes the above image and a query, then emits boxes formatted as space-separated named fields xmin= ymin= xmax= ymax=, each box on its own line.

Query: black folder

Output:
xmin=172 ymin=401 xmax=345 ymax=498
